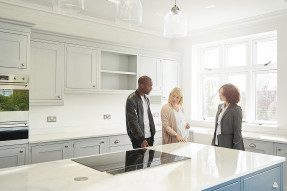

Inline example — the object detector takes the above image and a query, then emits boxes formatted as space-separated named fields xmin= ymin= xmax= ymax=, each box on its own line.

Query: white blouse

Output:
xmin=215 ymin=103 xmax=229 ymax=145
xmin=173 ymin=108 xmax=189 ymax=140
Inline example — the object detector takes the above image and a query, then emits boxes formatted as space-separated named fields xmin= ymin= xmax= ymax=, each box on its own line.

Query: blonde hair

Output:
xmin=168 ymin=87 xmax=183 ymax=106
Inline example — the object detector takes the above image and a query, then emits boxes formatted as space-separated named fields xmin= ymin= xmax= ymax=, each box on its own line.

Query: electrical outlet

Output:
xmin=103 ymin=114 xmax=111 ymax=120
xmin=47 ymin=116 xmax=57 ymax=122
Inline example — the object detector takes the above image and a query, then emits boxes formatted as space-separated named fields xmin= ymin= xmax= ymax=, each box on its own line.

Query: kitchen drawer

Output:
xmin=244 ymin=166 xmax=282 ymax=191
xmin=244 ymin=139 xmax=274 ymax=155
xmin=109 ymin=134 xmax=131 ymax=146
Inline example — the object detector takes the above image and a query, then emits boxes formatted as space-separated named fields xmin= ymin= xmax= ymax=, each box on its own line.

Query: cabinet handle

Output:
xmin=272 ymin=182 xmax=279 ymax=189
xmin=64 ymin=145 xmax=68 ymax=148
xmin=278 ymin=148 xmax=282 ymax=151
xmin=57 ymin=96 xmax=61 ymax=98
xmin=100 ymin=141 xmax=105 ymax=144
xmin=19 ymin=150 xmax=23 ymax=153
xmin=114 ymin=140 xmax=120 ymax=144
xmin=249 ymin=143 xmax=256 ymax=148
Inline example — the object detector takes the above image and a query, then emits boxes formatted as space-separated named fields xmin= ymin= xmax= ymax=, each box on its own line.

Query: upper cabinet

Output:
xmin=100 ymin=51 xmax=137 ymax=92
xmin=65 ymin=45 xmax=99 ymax=92
xmin=139 ymin=56 xmax=162 ymax=94
xmin=30 ymin=40 xmax=64 ymax=105
xmin=0 ymin=19 xmax=33 ymax=73
xmin=0 ymin=32 xmax=28 ymax=69
xmin=162 ymin=59 xmax=180 ymax=100
xmin=139 ymin=55 xmax=180 ymax=99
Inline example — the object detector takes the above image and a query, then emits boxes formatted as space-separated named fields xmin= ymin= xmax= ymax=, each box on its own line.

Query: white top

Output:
xmin=215 ymin=104 xmax=229 ymax=145
xmin=141 ymin=95 xmax=151 ymax=138
xmin=0 ymin=143 xmax=284 ymax=191
xmin=173 ymin=109 xmax=188 ymax=140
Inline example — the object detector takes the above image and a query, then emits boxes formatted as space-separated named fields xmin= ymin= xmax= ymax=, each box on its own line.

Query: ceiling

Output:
xmin=16 ymin=0 xmax=287 ymax=32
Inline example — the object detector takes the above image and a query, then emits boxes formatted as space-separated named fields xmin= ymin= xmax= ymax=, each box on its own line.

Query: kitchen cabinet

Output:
xmin=243 ymin=165 xmax=282 ymax=191
xmin=139 ymin=55 xmax=163 ymax=94
xmin=30 ymin=141 xmax=72 ymax=164
xmin=109 ymin=134 xmax=132 ymax=152
xmin=162 ymin=59 xmax=180 ymax=100
xmin=205 ymin=164 xmax=283 ymax=191
xmin=73 ymin=137 xmax=107 ymax=158
xmin=100 ymin=50 xmax=137 ymax=92
xmin=0 ymin=31 xmax=29 ymax=69
xmin=0 ymin=144 xmax=27 ymax=169
xmin=244 ymin=138 xmax=274 ymax=155
xmin=274 ymin=143 xmax=287 ymax=190
xmin=30 ymin=40 xmax=64 ymax=105
xmin=65 ymin=44 xmax=99 ymax=92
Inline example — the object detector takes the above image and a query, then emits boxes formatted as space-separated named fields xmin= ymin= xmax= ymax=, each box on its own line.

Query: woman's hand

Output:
xmin=175 ymin=134 xmax=186 ymax=142
xmin=185 ymin=122 xmax=190 ymax=129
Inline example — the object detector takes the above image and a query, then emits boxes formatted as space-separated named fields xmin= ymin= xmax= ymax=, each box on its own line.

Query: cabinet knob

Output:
xmin=57 ymin=96 xmax=61 ymax=98
xmin=278 ymin=148 xmax=282 ymax=151
xmin=19 ymin=150 xmax=23 ymax=153
xmin=64 ymin=145 xmax=68 ymax=148
xmin=21 ymin=63 xmax=25 ymax=67
xmin=272 ymin=182 xmax=279 ymax=189
xmin=114 ymin=140 xmax=120 ymax=144
xmin=92 ymin=85 xmax=95 ymax=88
xmin=249 ymin=143 xmax=256 ymax=148
xmin=100 ymin=141 xmax=105 ymax=144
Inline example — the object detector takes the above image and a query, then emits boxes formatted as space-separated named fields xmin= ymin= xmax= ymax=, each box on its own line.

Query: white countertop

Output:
xmin=29 ymin=124 xmax=162 ymax=144
xmin=0 ymin=143 xmax=284 ymax=191
xmin=190 ymin=126 xmax=287 ymax=144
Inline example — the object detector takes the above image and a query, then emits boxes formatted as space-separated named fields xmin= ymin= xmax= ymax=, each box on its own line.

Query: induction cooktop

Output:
xmin=72 ymin=148 xmax=190 ymax=175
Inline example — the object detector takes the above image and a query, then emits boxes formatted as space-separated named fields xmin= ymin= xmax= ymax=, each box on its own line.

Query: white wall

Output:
xmin=173 ymin=13 xmax=287 ymax=134
xmin=0 ymin=2 xmax=170 ymax=133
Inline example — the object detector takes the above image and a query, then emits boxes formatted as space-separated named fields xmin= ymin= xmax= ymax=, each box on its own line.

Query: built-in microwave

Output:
xmin=0 ymin=74 xmax=29 ymax=145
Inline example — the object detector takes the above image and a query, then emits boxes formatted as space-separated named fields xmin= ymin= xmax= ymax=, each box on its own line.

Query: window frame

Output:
xmin=196 ymin=32 xmax=277 ymax=126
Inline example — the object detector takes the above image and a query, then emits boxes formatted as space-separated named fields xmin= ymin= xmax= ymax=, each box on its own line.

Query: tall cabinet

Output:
xmin=30 ymin=40 xmax=64 ymax=105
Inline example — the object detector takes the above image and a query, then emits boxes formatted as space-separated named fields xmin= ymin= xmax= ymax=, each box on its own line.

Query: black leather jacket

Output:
xmin=125 ymin=90 xmax=155 ymax=144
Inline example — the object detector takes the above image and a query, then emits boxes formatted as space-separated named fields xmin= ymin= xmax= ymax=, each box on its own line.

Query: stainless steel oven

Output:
xmin=0 ymin=74 xmax=29 ymax=145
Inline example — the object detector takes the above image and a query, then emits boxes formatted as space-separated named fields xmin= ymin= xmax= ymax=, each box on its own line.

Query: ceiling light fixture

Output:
xmin=53 ymin=0 xmax=85 ymax=13
xmin=164 ymin=0 xmax=188 ymax=38
xmin=116 ymin=0 xmax=142 ymax=26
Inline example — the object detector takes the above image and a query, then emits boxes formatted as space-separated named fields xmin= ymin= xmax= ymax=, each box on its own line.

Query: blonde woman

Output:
xmin=161 ymin=87 xmax=190 ymax=144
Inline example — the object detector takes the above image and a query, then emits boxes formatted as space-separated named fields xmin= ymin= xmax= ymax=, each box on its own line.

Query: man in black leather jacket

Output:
xmin=126 ymin=76 xmax=156 ymax=149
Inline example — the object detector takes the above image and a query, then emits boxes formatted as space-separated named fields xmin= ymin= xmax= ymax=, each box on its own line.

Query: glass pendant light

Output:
xmin=164 ymin=0 xmax=188 ymax=38
xmin=116 ymin=0 xmax=142 ymax=26
xmin=53 ymin=0 xmax=85 ymax=13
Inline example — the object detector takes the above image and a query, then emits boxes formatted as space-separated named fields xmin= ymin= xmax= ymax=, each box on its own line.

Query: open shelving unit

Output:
xmin=100 ymin=51 xmax=137 ymax=91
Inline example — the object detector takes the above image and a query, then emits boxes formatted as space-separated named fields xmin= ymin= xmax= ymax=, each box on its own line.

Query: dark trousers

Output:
xmin=131 ymin=137 xmax=154 ymax=149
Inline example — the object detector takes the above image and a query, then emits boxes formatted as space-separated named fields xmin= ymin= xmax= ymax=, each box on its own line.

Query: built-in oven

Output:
xmin=0 ymin=74 xmax=29 ymax=145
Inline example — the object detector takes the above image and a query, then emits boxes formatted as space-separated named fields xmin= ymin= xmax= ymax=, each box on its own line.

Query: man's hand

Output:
xmin=141 ymin=140 xmax=149 ymax=148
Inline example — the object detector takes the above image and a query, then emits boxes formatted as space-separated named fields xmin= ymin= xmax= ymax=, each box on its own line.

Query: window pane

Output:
xmin=227 ymin=74 xmax=246 ymax=119
xmin=203 ymin=48 xmax=220 ymax=69
xmin=227 ymin=43 xmax=246 ymax=67
xmin=202 ymin=76 xmax=220 ymax=119
xmin=255 ymin=73 xmax=277 ymax=123
xmin=255 ymin=39 xmax=277 ymax=65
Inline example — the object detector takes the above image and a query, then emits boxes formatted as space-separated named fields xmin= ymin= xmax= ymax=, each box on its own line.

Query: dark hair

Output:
xmin=220 ymin=83 xmax=240 ymax=104
xmin=138 ymin=76 xmax=151 ymax=85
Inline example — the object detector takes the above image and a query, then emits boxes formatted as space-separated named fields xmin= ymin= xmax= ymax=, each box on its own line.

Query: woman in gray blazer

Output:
xmin=212 ymin=84 xmax=245 ymax=150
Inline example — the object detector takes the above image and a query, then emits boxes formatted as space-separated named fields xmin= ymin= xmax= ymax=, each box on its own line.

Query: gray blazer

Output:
xmin=211 ymin=104 xmax=245 ymax=150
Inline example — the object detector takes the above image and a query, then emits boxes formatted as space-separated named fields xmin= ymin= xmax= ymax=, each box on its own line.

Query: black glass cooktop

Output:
xmin=72 ymin=149 xmax=190 ymax=175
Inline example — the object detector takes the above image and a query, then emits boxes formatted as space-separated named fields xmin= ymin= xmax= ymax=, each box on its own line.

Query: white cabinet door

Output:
xmin=0 ymin=145 xmax=27 ymax=169
xmin=162 ymin=59 xmax=179 ymax=100
xmin=30 ymin=142 xmax=72 ymax=164
xmin=30 ymin=40 xmax=64 ymax=105
xmin=139 ymin=56 xmax=162 ymax=94
xmin=244 ymin=139 xmax=273 ymax=154
xmin=108 ymin=134 xmax=132 ymax=152
xmin=73 ymin=138 xmax=106 ymax=158
xmin=66 ymin=45 xmax=98 ymax=91
xmin=0 ymin=31 xmax=28 ymax=69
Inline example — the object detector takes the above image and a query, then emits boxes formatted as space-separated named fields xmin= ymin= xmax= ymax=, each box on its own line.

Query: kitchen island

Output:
xmin=0 ymin=142 xmax=284 ymax=191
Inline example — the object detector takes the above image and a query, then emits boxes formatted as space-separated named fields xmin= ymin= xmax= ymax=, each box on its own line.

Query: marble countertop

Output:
xmin=0 ymin=142 xmax=284 ymax=191
xmin=29 ymin=124 xmax=162 ymax=144
xmin=189 ymin=126 xmax=287 ymax=144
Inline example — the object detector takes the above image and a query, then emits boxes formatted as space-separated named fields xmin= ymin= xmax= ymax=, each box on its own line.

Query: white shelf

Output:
xmin=100 ymin=70 xmax=137 ymax=75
